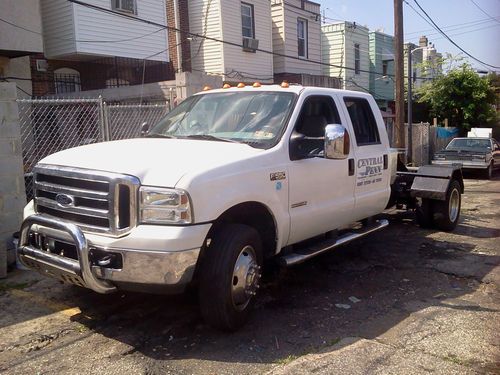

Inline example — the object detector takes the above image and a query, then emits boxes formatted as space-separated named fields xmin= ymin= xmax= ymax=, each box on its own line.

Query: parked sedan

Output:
xmin=432 ymin=137 xmax=500 ymax=179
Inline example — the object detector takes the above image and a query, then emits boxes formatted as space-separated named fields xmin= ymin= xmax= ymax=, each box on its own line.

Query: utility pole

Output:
xmin=394 ymin=0 xmax=405 ymax=154
xmin=407 ymin=44 xmax=413 ymax=164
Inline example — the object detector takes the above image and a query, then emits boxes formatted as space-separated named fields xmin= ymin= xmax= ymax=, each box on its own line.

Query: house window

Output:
xmin=54 ymin=68 xmax=81 ymax=94
xmin=111 ymin=0 xmax=136 ymax=14
xmin=382 ymin=60 xmax=388 ymax=76
xmin=106 ymin=78 xmax=130 ymax=88
xmin=241 ymin=3 xmax=255 ymax=38
xmin=297 ymin=18 xmax=308 ymax=58
xmin=354 ymin=44 xmax=360 ymax=74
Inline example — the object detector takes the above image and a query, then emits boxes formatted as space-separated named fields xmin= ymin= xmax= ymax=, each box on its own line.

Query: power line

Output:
xmin=66 ymin=0 xmax=438 ymax=80
xmin=66 ymin=0 xmax=431 ymax=81
xmin=469 ymin=0 xmax=500 ymax=24
xmin=412 ymin=0 xmax=500 ymax=69
xmin=405 ymin=16 xmax=498 ymax=35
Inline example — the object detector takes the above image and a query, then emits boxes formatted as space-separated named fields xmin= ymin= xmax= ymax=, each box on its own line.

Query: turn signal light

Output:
xmin=237 ymin=82 xmax=245 ymax=88
xmin=252 ymin=82 xmax=261 ymax=88
xmin=223 ymin=83 xmax=231 ymax=89
xmin=280 ymin=81 xmax=290 ymax=88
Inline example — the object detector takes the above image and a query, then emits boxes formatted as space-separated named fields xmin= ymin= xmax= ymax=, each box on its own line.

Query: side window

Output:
xmin=291 ymin=96 xmax=341 ymax=158
xmin=343 ymin=98 xmax=380 ymax=146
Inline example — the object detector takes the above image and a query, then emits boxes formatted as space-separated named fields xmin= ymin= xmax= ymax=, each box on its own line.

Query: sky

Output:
xmin=318 ymin=0 xmax=500 ymax=72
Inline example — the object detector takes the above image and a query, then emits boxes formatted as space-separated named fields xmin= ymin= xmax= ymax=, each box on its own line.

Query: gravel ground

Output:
xmin=1 ymin=174 xmax=499 ymax=375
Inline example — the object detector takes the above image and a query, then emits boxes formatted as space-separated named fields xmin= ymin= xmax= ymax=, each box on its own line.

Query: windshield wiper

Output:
xmin=182 ymin=134 xmax=241 ymax=143
xmin=145 ymin=134 xmax=177 ymax=139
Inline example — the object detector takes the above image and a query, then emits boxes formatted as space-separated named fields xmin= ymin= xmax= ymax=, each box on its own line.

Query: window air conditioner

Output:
xmin=242 ymin=38 xmax=259 ymax=52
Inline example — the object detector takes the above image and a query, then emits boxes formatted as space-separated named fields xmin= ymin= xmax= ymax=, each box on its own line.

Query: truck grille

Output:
xmin=34 ymin=164 xmax=140 ymax=237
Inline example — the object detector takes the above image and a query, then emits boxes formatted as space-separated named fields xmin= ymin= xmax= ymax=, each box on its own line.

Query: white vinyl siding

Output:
xmin=322 ymin=22 xmax=369 ymax=92
xmin=221 ymin=0 xmax=273 ymax=82
xmin=40 ymin=0 xmax=76 ymax=58
xmin=188 ymin=0 xmax=224 ymax=75
xmin=271 ymin=0 xmax=321 ymax=75
xmin=189 ymin=0 xmax=273 ymax=82
xmin=41 ymin=0 xmax=168 ymax=61
xmin=270 ymin=1 xmax=285 ymax=73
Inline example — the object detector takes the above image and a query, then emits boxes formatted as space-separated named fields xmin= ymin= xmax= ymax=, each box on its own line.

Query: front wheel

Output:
xmin=484 ymin=163 xmax=493 ymax=180
xmin=198 ymin=224 xmax=263 ymax=331
xmin=433 ymin=180 xmax=461 ymax=232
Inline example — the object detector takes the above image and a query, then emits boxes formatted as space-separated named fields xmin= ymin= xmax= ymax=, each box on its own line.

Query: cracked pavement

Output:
xmin=1 ymin=175 xmax=499 ymax=374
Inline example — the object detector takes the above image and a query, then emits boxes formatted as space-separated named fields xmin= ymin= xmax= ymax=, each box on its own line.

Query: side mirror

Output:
xmin=325 ymin=124 xmax=350 ymax=159
xmin=140 ymin=122 xmax=149 ymax=137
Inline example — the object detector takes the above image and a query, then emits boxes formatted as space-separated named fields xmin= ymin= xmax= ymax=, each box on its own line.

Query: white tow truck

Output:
xmin=19 ymin=84 xmax=464 ymax=330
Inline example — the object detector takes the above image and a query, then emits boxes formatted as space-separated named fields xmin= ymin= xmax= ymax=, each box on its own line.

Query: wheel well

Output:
xmin=207 ymin=202 xmax=277 ymax=259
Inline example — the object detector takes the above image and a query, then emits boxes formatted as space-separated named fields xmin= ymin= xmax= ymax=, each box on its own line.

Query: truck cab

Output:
xmin=18 ymin=84 xmax=461 ymax=331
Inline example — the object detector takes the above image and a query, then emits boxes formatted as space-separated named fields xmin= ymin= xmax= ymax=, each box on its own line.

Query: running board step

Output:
xmin=279 ymin=219 xmax=389 ymax=267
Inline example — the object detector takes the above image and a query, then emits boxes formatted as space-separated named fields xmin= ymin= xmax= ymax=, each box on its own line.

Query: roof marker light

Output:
xmin=203 ymin=85 xmax=211 ymax=91
xmin=237 ymin=82 xmax=245 ymax=88
xmin=223 ymin=83 xmax=231 ymax=89
xmin=281 ymin=81 xmax=290 ymax=88
xmin=253 ymin=82 xmax=261 ymax=88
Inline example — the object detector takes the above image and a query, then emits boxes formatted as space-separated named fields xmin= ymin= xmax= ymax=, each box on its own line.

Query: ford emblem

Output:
xmin=55 ymin=194 xmax=75 ymax=207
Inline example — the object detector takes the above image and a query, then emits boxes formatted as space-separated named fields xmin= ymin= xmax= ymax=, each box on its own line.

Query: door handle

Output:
xmin=348 ymin=158 xmax=355 ymax=176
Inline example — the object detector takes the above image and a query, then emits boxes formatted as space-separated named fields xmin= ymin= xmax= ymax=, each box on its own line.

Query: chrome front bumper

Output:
xmin=431 ymin=160 xmax=489 ymax=169
xmin=18 ymin=214 xmax=206 ymax=294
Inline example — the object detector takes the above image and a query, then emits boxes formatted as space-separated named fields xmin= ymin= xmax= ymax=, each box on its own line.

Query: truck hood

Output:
xmin=39 ymin=138 xmax=262 ymax=187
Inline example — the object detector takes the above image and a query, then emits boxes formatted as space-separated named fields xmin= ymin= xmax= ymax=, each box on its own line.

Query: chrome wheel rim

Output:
xmin=231 ymin=245 xmax=261 ymax=311
xmin=449 ymin=188 xmax=460 ymax=223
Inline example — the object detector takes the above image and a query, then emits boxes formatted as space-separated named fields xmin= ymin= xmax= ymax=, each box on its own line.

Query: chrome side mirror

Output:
xmin=325 ymin=124 xmax=350 ymax=159
xmin=140 ymin=122 xmax=149 ymax=137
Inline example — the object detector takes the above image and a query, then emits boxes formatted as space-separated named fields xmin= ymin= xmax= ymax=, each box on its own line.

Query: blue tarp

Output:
xmin=436 ymin=127 xmax=459 ymax=139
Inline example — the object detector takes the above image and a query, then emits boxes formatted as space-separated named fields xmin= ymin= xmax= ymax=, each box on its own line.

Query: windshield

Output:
xmin=446 ymin=138 xmax=491 ymax=151
xmin=148 ymin=92 xmax=296 ymax=148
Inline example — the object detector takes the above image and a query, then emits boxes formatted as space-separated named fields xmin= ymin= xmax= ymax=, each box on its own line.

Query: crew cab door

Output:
xmin=340 ymin=96 xmax=391 ymax=219
xmin=287 ymin=94 xmax=357 ymax=245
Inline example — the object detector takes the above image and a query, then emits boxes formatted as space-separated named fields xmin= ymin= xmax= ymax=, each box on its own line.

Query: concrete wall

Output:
xmin=0 ymin=56 xmax=32 ymax=98
xmin=0 ymin=0 xmax=43 ymax=54
xmin=0 ymin=83 xmax=26 ymax=277
xmin=175 ymin=71 xmax=223 ymax=100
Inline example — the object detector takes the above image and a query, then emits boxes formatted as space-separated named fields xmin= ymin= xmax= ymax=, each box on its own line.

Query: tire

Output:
xmin=432 ymin=180 xmax=461 ymax=232
xmin=484 ymin=163 xmax=493 ymax=180
xmin=198 ymin=224 xmax=263 ymax=331
xmin=415 ymin=198 xmax=434 ymax=228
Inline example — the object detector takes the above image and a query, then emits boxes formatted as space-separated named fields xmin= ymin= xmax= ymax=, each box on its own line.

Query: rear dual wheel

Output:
xmin=416 ymin=180 xmax=461 ymax=232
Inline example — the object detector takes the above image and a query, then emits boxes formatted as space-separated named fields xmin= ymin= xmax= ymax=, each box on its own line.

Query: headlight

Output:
xmin=472 ymin=154 xmax=486 ymax=160
xmin=434 ymin=155 xmax=445 ymax=160
xmin=139 ymin=186 xmax=192 ymax=224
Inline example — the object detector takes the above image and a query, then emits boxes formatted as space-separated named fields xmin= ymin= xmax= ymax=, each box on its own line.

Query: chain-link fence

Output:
xmin=18 ymin=98 xmax=169 ymax=200
xmin=107 ymin=104 xmax=169 ymax=140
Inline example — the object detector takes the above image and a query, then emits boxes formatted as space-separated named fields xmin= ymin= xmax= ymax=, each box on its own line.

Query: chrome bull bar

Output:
xmin=18 ymin=214 xmax=117 ymax=294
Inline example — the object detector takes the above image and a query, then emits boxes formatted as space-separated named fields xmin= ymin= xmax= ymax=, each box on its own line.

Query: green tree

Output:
xmin=417 ymin=64 xmax=497 ymax=134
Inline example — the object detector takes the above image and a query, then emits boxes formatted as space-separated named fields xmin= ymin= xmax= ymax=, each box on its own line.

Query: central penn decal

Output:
xmin=358 ymin=157 xmax=384 ymax=177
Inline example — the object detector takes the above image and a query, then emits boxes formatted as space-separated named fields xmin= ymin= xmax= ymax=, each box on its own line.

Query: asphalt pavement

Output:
xmin=1 ymin=175 xmax=499 ymax=374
